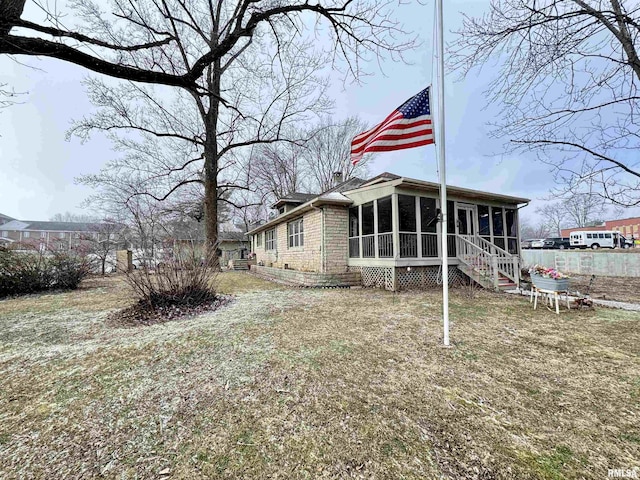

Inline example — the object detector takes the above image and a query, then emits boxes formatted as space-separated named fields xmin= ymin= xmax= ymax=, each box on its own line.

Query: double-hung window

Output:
xmin=288 ymin=218 xmax=304 ymax=248
xmin=265 ymin=228 xmax=276 ymax=251
xmin=256 ymin=232 xmax=263 ymax=247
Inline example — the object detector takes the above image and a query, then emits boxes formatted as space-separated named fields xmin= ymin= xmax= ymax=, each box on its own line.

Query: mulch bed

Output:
xmin=108 ymin=294 xmax=234 ymax=327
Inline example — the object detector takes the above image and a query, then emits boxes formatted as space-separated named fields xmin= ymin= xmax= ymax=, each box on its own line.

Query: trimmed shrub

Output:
xmin=0 ymin=249 xmax=90 ymax=298
xmin=50 ymin=252 xmax=90 ymax=289
xmin=120 ymin=244 xmax=219 ymax=322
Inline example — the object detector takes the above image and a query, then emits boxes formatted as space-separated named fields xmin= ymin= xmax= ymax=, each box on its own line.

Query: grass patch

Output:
xmin=0 ymin=273 xmax=638 ymax=478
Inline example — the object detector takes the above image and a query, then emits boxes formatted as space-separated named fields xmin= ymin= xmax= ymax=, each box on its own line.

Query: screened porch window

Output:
xmin=492 ymin=207 xmax=505 ymax=250
xmin=361 ymin=202 xmax=375 ymax=257
xmin=477 ymin=205 xmax=490 ymax=241
xmin=505 ymin=208 xmax=518 ymax=254
xmin=398 ymin=195 xmax=418 ymax=257
xmin=377 ymin=196 xmax=393 ymax=257
xmin=348 ymin=206 xmax=359 ymax=258
xmin=420 ymin=197 xmax=438 ymax=257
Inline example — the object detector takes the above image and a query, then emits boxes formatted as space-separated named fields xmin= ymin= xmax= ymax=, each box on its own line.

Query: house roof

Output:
xmin=271 ymin=177 xmax=368 ymax=210
xmin=0 ymin=213 xmax=15 ymax=224
xmin=248 ymin=172 xmax=530 ymax=236
xmin=0 ymin=220 xmax=106 ymax=232
xmin=359 ymin=172 xmax=401 ymax=187
xmin=344 ymin=173 xmax=531 ymax=205
xmin=248 ymin=191 xmax=353 ymax=235
xmin=272 ymin=192 xmax=317 ymax=209
xmin=322 ymin=176 xmax=368 ymax=194
xmin=219 ymin=231 xmax=250 ymax=243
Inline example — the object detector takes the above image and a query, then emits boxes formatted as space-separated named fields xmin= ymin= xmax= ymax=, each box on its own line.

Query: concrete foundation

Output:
xmin=252 ymin=265 xmax=361 ymax=287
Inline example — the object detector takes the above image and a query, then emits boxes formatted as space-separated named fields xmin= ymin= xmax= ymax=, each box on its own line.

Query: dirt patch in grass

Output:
xmin=0 ymin=276 xmax=638 ymax=479
xmin=568 ymin=274 xmax=640 ymax=304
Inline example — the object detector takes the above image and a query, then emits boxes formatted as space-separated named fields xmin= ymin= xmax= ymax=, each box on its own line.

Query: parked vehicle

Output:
xmin=618 ymin=234 xmax=633 ymax=249
xmin=86 ymin=253 xmax=117 ymax=273
xmin=529 ymin=239 xmax=545 ymax=249
xmin=569 ymin=230 xmax=629 ymax=249
xmin=543 ymin=237 xmax=571 ymax=249
xmin=520 ymin=239 xmax=535 ymax=249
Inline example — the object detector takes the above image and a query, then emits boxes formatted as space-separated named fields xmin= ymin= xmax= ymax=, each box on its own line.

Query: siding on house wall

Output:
xmin=253 ymin=209 xmax=321 ymax=272
xmin=323 ymin=206 xmax=349 ymax=273
xmin=251 ymin=205 xmax=350 ymax=274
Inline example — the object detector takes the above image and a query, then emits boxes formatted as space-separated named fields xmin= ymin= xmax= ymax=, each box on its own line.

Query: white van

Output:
xmin=569 ymin=230 xmax=631 ymax=249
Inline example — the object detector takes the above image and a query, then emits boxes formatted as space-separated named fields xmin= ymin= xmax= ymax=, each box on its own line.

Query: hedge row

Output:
xmin=0 ymin=249 xmax=90 ymax=297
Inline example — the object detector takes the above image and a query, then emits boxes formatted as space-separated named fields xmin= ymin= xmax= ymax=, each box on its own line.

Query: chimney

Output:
xmin=333 ymin=171 xmax=343 ymax=186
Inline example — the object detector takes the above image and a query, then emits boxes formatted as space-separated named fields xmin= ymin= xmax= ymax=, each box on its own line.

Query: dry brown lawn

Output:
xmin=0 ymin=272 xmax=638 ymax=479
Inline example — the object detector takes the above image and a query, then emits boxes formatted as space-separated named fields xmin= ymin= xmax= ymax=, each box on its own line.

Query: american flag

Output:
xmin=351 ymin=87 xmax=434 ymax=165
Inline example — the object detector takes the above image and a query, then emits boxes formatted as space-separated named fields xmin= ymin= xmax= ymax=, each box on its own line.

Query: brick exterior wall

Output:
xmin=251 ymin=205 xmax=349 ymax=274
xmin=323 ymin=206 xmax=349 ymax=273
xmin=606 ymin=217 xmax=640 ymax=240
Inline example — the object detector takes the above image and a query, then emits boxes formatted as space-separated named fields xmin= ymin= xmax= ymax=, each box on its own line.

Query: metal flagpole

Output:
xmin=435 ymin=0 xmax=450 ymax=346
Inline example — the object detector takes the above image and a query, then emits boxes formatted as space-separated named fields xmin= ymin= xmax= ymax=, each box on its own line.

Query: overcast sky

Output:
xmin=1 ymin=0 xmax=636 ymax=224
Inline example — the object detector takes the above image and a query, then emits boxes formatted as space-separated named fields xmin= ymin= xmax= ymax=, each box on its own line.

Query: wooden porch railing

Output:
xmin=455 ymin=235 xmax=498 ymax=287
xmin=455 ymin=234 xmax=519 ymax=288
xmin=475 ymin=235 xmax=519 ymax=284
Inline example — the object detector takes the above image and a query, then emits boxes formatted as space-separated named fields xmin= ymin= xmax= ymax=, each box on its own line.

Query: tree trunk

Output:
xmin=0 ymin=0 xmax=26 ymax=36
xmin=202 ymin=55 xmax=221 ymax=269
xmin=203 ymin=134 xmax=219 ymax=268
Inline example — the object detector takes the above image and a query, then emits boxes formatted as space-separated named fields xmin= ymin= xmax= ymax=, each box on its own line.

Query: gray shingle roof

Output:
xmin=281 ymin=192 xmax=317 ymax=202
xmin=322 ymin=176 xmax=367 ymax=194
xmin=219 ymin=231 xmax=249 ymax=242
xmin=0 ymin=220 xmax=106 ymax=232
xmin=0 ymin=213 xmax=15 ymax=225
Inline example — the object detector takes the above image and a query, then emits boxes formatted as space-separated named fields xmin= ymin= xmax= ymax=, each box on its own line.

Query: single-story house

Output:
xmin=218 ymin=231 xmax=250 ymax=265
xmin=247 ymin=172 xmax=530 ymax=290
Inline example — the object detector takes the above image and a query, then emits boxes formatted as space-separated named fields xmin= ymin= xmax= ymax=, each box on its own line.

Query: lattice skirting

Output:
xmin=348 ymin=265 xmax=467 ymax=291
xmin=348 ymin=266 xmax=394 ymax=290
xmin=396 ymin=266 xmax=466 ymax=291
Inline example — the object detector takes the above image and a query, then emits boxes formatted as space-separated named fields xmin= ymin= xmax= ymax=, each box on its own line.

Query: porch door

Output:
xmin=456 ymin=204 xmax=477 ymax=238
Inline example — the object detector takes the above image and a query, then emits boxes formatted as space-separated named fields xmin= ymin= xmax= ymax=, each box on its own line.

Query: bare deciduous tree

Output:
xmin=452 ymin=0 xmax=640 ymax=207
xmin=50 ymin=212 xmax=97 ymax=223
xmin=303 ymin=116 xmax=372 ymax=192
xmin=82 ymin=220 xmax=126 ymax=275
xmin=520 ymin=217 xmax=551 ymax=240
xmin=536 ymin=203 xmax=566 ymax=237
xmin=251 ymin=140 xmax=309 ymax=201
xmin=3 ymin=0 xmax=415 ymax=262
xmin=563 ymin=192 xmax=606 ymax=229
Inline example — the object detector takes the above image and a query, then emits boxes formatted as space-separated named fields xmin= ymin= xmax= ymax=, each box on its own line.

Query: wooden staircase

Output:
xmin=228 ymin=259 xmax=249 ymax=271
xmin=455 ymin=235 xmax=519 ymax=291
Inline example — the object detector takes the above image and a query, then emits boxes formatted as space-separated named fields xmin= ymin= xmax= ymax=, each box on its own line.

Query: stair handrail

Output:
xmin=474 ymin=235 xmax=519 ymax=285
xmin=455 ymin=235 xmax=496 ymax=283
xmin=475 ymin=235 xmax=510 ymax=256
